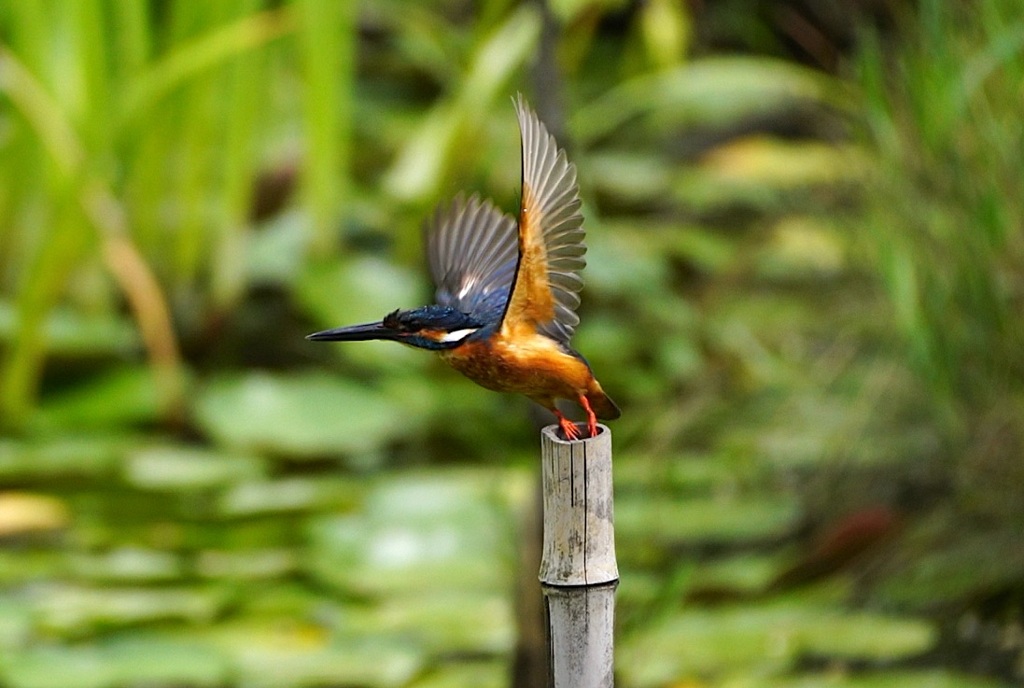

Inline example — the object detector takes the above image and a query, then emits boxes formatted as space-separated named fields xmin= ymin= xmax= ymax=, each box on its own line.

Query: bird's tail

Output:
xmin=586 ymin=384 xmax=621 ymax=420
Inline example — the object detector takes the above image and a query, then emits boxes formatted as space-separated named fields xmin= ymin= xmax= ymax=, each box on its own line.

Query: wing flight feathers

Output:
xmin=501 ymin=95 xmax=586 ymax=344
xmin=425 ymin=193 xmax=519 ymax=321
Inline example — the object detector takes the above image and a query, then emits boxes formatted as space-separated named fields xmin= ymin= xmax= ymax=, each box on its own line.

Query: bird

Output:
xmin=307 ymin=95 xmax=620 ymax=440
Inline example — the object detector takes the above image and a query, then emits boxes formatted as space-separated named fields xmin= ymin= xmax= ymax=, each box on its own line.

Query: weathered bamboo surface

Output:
xmin=545 ymin=582 xmax=617 ymax=688
xmin=539 ymin=424 xmax=618 ymax=586
xmin=539 ymin=424 xmax=618 ymax=688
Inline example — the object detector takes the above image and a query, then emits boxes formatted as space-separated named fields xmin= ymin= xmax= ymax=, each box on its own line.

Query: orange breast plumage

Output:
xmin=439 ymin=333 xmax=593 ymax=400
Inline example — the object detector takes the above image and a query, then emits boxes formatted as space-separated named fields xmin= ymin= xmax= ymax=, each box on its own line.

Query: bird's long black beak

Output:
xmin=306 ymin=320 xmax=403 ymax=342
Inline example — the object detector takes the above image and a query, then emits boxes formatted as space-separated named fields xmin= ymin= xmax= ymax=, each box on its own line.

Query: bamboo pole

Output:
xmin=539 ymin=423 xmax=617 ymax=688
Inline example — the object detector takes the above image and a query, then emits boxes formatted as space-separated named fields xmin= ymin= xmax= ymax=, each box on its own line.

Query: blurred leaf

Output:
xmin=383 ymin=5 xmax=540 ymax=201
xmin=615 ymin=452 xmax=743 ymax=495
xmin=246 ymin=209 xmax=308 ymax=286
xmin=31 ymin=584 xmax=228 ymax=637
xmin=856 ymin=0 xmax=1024 ymax=405
xmin=0 ymin=436 xmax=128 ymax=481
xmin=638 ymin=0 xmax=690 ymax=69
xmin=195 ymin=548 xmax=298 ymax=580
xmin=358 ymin=592 xmax=513 ymax=655
xmin=0 ymin=646 xmax=115 ymax=688
xmin=587 ymin=151 xmax=673 ymax=203
xmin=571 ymin=313 xmax=645 ymax=364
xmin=665 ymin=224 xmax=738 ymax=274
xmin=102 ymin=635 xmax=228 ymax=687
xmin=298 ymin=254 xmax=423 ymax=330
xmin=799 ymin=611 xmax=936 ymax=659
xmin=296 ymin=255 xmax=429 ymax=371
xmin=212 ymin=624 xmax=423 ymax=688
xmin=688 ymin=553 xmax=787 ymax=594
xmin=297 ymin=0 xmax=356 ymax=258
xmin=118 ymin=7 xmax=293 ymax=127
xmin=195 ymin=371 xmax=418 ymax=460
xmin=765 ymin=671 xmax=1007 ymax=688
xmin=756 ymin=216 xmax=846 ymax=280
xmin=306 ymin=471 xmax=514 ymax=596
xmin=0 ymin=302 xmax=140 ymax=357
xmin=549 ymin=0 xmax=629 ymax=24
xmin=30 ymin=366 xmax=170 ymax=432
xmin=0 ymin=596 xmax=33 ymax=652
xmin=700 ymin=137 xmax=865 ymax=188
xmin=875 ymin=530 xmax=1024 ymax=610
xmin=616 ymin=494 xmax=798 ymax=544
xmin=218 ymin=476 xmax=361 ymax=517
xmin=125 ymin=444 xmax=267 ymax=491
xmin=0 ymin=551 xmax=65 ymax=587
xmin=584 ymin=223 xmax=672 ymax=296
xmin=0 ymin=637 xmax=229 ymax=688
xmin=406 ymin=661 xmax=508 ymax=688
xmin=619 ymin=599 xmax=934 ymax=685
xmin=68 ymin=547 xmax=183 ymax=583
xmin=574 ymin=57 xmax=850 ymax=144
xmin=0 ymin=492 xmax=70 ymax=538
xmin=674 ymin=138 xmax=863 ymax=213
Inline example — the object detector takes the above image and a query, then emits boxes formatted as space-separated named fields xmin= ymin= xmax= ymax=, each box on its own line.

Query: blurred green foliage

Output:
xmin=1 ymin=0 xmax=1023 ymax=686
xmin=858 ymin=0 xmax=1024 ymax=409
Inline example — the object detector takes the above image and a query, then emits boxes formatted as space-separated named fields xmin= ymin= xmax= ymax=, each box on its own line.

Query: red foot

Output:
xmin=578 ymin=395 xmax=598 ymax=438
xmin=555 ymin=410 xmax=582 ymax=441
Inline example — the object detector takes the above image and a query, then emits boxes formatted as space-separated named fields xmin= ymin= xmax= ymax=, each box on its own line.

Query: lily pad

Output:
xmin=0 ymin=436 xmax=127 ymax=482
xmin=212 ymin=623 xmax=423 ymax=688
xmin=125 ymin=444 xmax=268 ymax=491
xmin=306 ymin=471 xmax=514 ymax=596
xmin=688 ymin=553 xmax=790 ymax=595
xmin=30 ymin=366 xmax=167 ymax=431
xmin=101 ymin=634 xmax=227 ymax=687
xmin=0 ymin=646 xmax=115 ymax=688
xmin=616 ymin=494 xmax=799 ymax=544
xmin=755 ymin=670 xmax=1005 ymax=688
xmin=614 ymin=452 xmax=742 ymax=496
xmin=195 ymin=371 xmax=417 ymax=460
xmin=0 ymin=597 xmax=33 ymax=651
xmin=0 ymin=551 xmax=64 ymax=586
xmin=798 ymin=611 xmax=935 ymax=659
xmin=359 ymin=592 xmax=514 ymax=655
xmin=0 ymin=636 xmax=228 ymax=688
xmin=31 ymin=584 xmax=227 ymax=637
xmin=217 ymin=476 xmax=361 ymax=517
xmin=619 ymin=599 xmax=935 ymax=686
xmin=68 ymin=547 xmax=184 ymax=583
xmin=407 ymin=661 xmax=509 ymax=688
xmin=195 ymin=548 xmax=299 ymax=580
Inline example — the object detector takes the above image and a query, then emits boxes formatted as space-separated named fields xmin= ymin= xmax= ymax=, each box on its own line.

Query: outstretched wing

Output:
xmin=500 ymin=95 xmax=586 ymax=344
xmin=424 ymin=193 xmax=519 ymax=322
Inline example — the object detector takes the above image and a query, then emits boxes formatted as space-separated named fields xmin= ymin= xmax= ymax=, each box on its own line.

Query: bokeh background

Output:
xmin=2 ymin=0 xmax=1023 ymax=686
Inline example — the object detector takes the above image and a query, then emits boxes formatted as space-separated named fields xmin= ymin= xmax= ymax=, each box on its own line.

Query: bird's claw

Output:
xmin=557 ymin=415 xmax=582 ymax=441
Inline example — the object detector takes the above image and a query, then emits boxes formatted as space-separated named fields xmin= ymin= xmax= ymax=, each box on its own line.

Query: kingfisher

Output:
xmin=307 ymin=95 xmax=620 ymax=440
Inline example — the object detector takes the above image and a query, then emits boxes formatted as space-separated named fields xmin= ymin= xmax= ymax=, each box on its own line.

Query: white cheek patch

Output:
xmin=439 ymin=328 xmax=478 ymax=343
